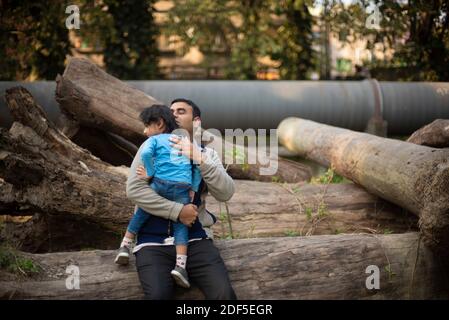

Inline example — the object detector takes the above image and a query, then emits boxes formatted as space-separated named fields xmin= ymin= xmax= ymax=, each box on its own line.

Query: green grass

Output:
xmin=305 ymin=207 xmax=313 ymax=220
xmin=0 ymin=244 xmax=41 ymax=276
xmin=284 ymin=230 xmax=300 ymax=237
xmin=311 ymin=168 xmax=347 ymax=184
xmin=317 ymin=203 xmax=329 ymax=217
xmin=334 ymin=228 xmax=343 ymax=235
xmin=384 ymin=265 xmax=396 ymax=282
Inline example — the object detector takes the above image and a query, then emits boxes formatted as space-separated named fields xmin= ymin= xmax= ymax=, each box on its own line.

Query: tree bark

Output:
xmin=70 ymin=126 xmax=136 ymax=167
xmin=407 ymin=119 xmax=449 ymax=148
xmin=55 ymin=57 xmax=160 ymax=146
xmin=0 ymin=213 xmax=121 ymax=253
xmin=278 ymin=117 xmax=449 ymax=253
xmin=0 ymin=87 xmax=132 ymax=234
xmin=225 ymin=158 xmax=311 ymax=183
xmin=209 ymin=180 xmax=417 ymax=239
xmin=1 ymin=233 xmax=447 ymax=300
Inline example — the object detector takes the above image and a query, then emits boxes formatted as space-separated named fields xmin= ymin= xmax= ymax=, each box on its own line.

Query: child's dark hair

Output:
xmin=139 ymin=104 xmax=178 ymax=133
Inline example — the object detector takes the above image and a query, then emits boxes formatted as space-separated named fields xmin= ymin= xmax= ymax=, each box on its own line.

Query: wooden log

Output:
xmin=70 ymin=126 xmax=136 ymax=167
xmin=1 ymin=233 xmax=447 ymax=299
xmin=55 ymin=57 xmax=160 ymax=146
xmin=278 ymin=117 xmax=449 ymax=253
xmin=226 ymin=156 xmax=311 ymax=183
xmin=407 ymin=119 xmax=449 ymax=148
xmin=0 ymin=213 xmax=121 ymax=253
xmin=0 ymin=87 xmax=131 ymax=234
xmin=209 ymin=180 xmax=417 ymax=238
xmin=55 ymin=58 xmax=311 ymax=183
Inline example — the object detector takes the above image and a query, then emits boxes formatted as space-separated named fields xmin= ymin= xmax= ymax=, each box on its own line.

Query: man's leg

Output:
xmin=135 ymin=245 xmax=176 ymax=300
xmin=187 ymin=239 xmax=237 ymax=300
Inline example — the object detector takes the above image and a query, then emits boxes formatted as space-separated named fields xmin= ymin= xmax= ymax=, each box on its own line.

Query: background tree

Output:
xmin=78 ymin=0 xmax=160 ymax=80
xmin=329 ymin=0 xmax=449 ymax=81
xmin=162 ymin=0 xmax=239 ymax=78
xmin=102 ymin=0 xmax=160 ymax=79
xmin=269 ymin=0 xmax=316 ymax=79
xmin=165 ymin=0 xmax=316 ymax=80
xmin=0 ymin=0 xmax=71 ymax=80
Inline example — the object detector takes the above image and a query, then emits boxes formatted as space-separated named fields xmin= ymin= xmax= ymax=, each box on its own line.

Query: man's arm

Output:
xmin=126 ymin=144 xmax=183 ymax=222
xmin=198 ymin=148 xmax=235 ymax=202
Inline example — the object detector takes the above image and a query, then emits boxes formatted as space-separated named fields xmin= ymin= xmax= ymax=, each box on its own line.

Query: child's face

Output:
xmin=143 ymin=120 xmax=165 ymax=137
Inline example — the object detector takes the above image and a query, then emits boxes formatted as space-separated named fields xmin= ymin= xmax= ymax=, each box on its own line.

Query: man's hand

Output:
xmin=178 ymin=203 xmax=198 ymax=227
xmin=169 ymin=135 xmax=203 ymax=164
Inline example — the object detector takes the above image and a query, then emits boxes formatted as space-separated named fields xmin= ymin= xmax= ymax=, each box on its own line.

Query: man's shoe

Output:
xmin=171 ymin=266 xmax=190 ymax=288
xmin=114 ymin=246 xmax=130 ymax=265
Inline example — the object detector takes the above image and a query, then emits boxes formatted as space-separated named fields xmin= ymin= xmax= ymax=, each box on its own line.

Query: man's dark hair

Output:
xmin=170 ymin=98 xmax=201 ymax=119
xmin=139 ymin=104 xmax=178 ymax=133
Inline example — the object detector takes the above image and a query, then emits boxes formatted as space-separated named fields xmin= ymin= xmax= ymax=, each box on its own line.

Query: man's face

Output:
xmin=170 ymin=102 xmax=199 ymax=134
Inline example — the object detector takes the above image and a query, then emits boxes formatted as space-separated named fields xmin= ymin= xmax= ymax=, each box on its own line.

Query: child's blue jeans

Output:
xmin=127 ymin=177 xmax=191 ymax=246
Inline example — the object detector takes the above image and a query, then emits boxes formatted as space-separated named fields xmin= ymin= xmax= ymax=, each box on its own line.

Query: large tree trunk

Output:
xmin=407 ymin=119 xmax=449 ymax=148
xmin=70 ymin=126 xmax=136 ymax=167
xmin=226 ymin=158 xmax=311 ymax=183
xmin=0 ymin=87 xmax=131 ymax=234
xmin=1 ymin=233 xmax=447 ymax=300
xmin=55 ymin=57 xmax=160 ymax=146
xmin=278 ymin=117 xmax=449 ymax=253
xmin=209 ymin=180 xmax=417 ymax=239
xmin=54 ymin=57 xmax=311 ymax=183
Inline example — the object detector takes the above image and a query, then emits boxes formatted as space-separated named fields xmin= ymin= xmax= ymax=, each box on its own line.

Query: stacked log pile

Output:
xmin=1 ymin=58 xmax=447 ymax=299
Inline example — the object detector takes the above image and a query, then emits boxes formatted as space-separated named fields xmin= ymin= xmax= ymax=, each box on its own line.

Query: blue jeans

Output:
xmin=127 ymin=177 xmax=191 ymax=246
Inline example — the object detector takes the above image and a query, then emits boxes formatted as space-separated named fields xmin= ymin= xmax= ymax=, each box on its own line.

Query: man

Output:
xmin=126 ymin=98 xmax=237 ymax=300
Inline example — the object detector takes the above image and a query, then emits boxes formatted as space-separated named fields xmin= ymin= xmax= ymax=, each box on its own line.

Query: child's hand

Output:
xmin=189 ymin=190 xmax=195 ymax=202
xmin=136 ymin=165 xmax=150 ymax=180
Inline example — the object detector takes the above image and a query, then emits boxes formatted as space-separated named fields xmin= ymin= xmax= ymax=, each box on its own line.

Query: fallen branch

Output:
xmin=407 ymin=119 xmax=449 ymax=148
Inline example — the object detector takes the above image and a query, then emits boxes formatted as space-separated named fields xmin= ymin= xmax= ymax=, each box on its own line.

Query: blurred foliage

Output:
xmin=0 ymin=0 xmax=71 ymax=80
xmin=328 ymin=0 xmax=449 ymax=81
xmin=1 ymin=0 xmax=448 ymax=81
xmin=0 ymin=243 xmax=41 ymax=277
xmin=270 ymin=0 xmax=316 ymax=79
xmin=0 ymin=0 xmax=160 ymax=80
xmin=165 ymin=0 xmax=316 ymax=79
xmin=76 ymin=0 xmax=160 ymax=80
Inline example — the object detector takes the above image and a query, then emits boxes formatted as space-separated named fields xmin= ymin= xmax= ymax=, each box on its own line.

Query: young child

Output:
xmin=114 ymin=104 xmax=201 ymax=289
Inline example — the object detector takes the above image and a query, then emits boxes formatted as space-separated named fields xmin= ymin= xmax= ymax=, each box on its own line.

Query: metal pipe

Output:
xmin=1 ymin=80 xmax=448 ymax=135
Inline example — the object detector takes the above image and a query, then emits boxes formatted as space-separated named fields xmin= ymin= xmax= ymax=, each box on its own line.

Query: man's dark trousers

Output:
xmin=135 ymin=239 xmax=237 ymax=300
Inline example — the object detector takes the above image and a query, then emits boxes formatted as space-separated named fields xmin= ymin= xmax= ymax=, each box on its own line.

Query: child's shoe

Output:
xmin=114 ymin=246 xmax=130 ymax=265
xmin=171 ymin=266 xmax=190 ymax=288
